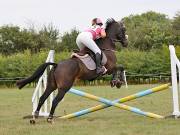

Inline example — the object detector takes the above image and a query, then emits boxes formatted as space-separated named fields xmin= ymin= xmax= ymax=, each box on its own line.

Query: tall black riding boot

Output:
xmin=95 ymin=53 xmax=105 ymax=74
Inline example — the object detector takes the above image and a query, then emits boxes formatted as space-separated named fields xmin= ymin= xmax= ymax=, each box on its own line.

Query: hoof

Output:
xmin=30 ymin=119 xmax=36 ymax=124
xmin=110 ymin=80 xmax=116 ymax=88
xmin=116 ymin=81 xmax=122 ymax=89
xmin=34 ymin=111 xmax=39 ymax=118
xmin=47 ymin=117 xmax=54 ymax=124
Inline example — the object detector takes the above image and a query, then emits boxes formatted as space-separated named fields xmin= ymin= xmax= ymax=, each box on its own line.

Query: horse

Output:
xmin=16 ymin=18 xmax=128 ymax=123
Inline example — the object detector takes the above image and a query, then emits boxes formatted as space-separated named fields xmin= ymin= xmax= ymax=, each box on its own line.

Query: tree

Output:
xmin=0 ymin=24 xmax=61 ymax=55
xmin=58 ymin=28 xmax=79 ymax=51
xmin=123 ymin=11 xmax=172 ymax=50
xmin=0 ymin=26 xmax=35 ymax=55
xmin=171 ymin=11 xmax=180 ymax=45
xmin=39 ymin=24 xmax=60 ymax=50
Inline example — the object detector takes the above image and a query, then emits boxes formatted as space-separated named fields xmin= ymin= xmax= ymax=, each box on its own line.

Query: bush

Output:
xmin=0 ymin=46 xmax=179 ymax=78
xmin=116 ymin=45 xmax=174 ymax=74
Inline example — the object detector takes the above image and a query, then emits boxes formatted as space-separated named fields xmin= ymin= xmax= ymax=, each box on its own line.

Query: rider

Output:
xmin=76 ymin=18 xmax=106 ymax=74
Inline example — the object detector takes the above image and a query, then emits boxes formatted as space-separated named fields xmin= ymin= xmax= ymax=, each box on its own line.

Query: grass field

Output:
xmin=0 ymin=84 xmax=180 ymax=135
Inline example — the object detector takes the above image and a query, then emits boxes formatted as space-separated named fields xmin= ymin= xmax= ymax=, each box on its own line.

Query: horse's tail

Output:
xmin=16 ymin=62 xmax=57 ymax=89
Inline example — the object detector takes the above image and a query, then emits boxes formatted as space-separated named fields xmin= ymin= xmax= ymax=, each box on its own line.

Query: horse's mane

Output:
xmin=95 ymin=18 xmax=116 ymax=46
xmin=105 ymin=18 xmax=116 ymax=31
xmin=95 ymin=38 xmax=104 ymax=46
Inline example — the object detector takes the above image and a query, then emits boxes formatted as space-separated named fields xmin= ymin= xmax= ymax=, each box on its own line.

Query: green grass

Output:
xmin=0 ymin=84 xmax=180 ymax=135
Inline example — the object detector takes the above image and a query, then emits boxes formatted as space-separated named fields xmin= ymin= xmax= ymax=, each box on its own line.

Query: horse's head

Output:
xmin=105 ymin=18 xmax=128 ymax=47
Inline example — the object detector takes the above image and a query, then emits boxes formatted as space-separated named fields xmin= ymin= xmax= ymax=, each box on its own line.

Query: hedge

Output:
xmin=0 ymin=45 xmax=179 ymax=78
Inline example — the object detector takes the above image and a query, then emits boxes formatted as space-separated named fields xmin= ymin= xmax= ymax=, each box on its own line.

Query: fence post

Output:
xmin=32 ymin=50 xmax=55 ymax=117
xmin=169 ymin=45 xmax=180 ymax=118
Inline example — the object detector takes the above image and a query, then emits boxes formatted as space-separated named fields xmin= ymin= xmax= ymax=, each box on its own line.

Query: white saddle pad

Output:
xmin=71 ymin=53 xmax=107 ymax=70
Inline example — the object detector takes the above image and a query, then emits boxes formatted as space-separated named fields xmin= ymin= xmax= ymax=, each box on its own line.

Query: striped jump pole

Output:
xmin=65 ymin=89 xmax=164 ymax=119
xmin=60 ymin=83 xmax=170 ymax=119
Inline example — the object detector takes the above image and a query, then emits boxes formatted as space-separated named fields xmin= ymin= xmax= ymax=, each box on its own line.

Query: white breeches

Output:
xmin=76 ymin=32 xmax=101 ymax=54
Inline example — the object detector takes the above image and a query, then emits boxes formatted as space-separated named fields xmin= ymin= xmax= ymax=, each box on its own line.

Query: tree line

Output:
xmin=0 ymin=11 xmax=179 ymax=55
xmin=0 ymin=45 xmax=179 ymax=78
xmin=0 ymin=11 xmax=179 ymax=80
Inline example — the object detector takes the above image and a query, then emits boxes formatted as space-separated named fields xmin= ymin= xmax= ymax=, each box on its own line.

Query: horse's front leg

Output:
xmin=110 ymin=65 xmax=125 ymax=88
xmin=110 ymin=70 xmax=117 ymax=87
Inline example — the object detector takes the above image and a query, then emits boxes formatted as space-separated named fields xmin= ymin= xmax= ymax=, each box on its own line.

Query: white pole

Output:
xmin=49 ymin=50 xmax=55 ymax=110
xmin=124 ymin=70 xmax=128 ymax=88
xmin=31 ymin=50 xmax=55 ymax=117
xmin=169 ymin=45 xmax=180 ymax=117
xmin=39 ymin=84 xmax=42 ymax=114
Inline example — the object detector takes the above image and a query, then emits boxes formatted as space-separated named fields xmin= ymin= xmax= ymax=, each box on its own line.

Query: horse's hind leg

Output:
xmin=46 ymin=59 xmax=80 ymax=123
xmin=33 ymin=70 xmax=57 ymax=118
xmin=47 ymin=88 xmax=67 ymax=123
xmin=34 ymin=85 xmax=55 ymax=117
xmin=30 ymin=85 xmax=55 ymax=124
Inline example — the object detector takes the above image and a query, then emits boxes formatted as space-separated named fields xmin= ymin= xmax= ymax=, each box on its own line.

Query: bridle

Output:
xmin=101 ymin=48 xmax=116 ymax=52
xmin=111 ymin=38 xmax=123 ymax=43
xmin=101 ymin=23 xmax=128 ymax=52
xmin=100 ymin=36 xmax=126 ymax=52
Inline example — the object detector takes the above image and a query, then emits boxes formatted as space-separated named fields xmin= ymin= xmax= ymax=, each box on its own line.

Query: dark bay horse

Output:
xmin=16 ymin=18 xmax=128 ymax=122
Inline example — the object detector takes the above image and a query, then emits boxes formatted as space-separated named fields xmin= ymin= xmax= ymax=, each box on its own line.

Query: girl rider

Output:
xmin=76 ymin=18 xmax=106 ymax=74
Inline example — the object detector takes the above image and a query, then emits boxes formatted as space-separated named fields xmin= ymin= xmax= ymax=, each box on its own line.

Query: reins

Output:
xmin=99 ymin=37 xmax=121 ymax=52
xmin=101 ymin=48 xmax=116 ymax=52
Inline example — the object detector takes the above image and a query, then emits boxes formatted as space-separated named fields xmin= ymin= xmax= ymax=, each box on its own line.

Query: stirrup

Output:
xmin=96 ymin=66 xmax=107 ymax=75
xmin=102 ymin=66 xmax=107 ymax=74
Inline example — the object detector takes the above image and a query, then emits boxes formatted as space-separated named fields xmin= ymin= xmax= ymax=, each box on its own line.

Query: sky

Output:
xmin=0 ymin=0 xmax=179 ymax=33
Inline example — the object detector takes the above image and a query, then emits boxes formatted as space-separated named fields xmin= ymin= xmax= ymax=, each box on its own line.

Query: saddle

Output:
xmin=71 ymin=49 xmax=107 ymax=71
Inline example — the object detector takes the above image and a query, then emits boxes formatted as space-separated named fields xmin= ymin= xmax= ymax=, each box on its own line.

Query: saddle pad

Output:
xmin=71 ymin=53 xmax=107 ymax=70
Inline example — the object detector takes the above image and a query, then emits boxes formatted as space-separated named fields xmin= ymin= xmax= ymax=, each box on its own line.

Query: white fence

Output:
xmin=31 ymin=45 xmax=180 ymax=118
xmin=169 ymin=45 xmax=180 ymax=118
xmin=124 ymin=70 xmax=128 ymax=88
xmin=32 ymin=50 xmax=55 ymax=117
